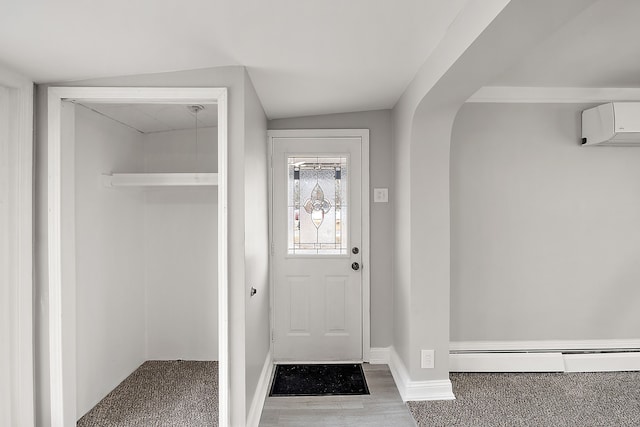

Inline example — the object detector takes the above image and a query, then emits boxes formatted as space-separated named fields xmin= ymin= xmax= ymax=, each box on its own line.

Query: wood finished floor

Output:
xmin=259 ymin=363 xmax=416 ymax=427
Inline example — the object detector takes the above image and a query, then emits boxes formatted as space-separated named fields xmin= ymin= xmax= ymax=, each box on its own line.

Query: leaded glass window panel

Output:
xmin=287 ymin=156 xmax=348 ymax=255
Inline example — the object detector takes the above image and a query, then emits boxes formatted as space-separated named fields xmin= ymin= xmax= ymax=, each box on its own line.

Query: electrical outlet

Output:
xmin=421 ymin=349 xmax=434 ymax=369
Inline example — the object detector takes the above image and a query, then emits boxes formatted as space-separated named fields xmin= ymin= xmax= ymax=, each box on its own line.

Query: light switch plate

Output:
xmin=373 ymin=188 xmax=388 ymax=203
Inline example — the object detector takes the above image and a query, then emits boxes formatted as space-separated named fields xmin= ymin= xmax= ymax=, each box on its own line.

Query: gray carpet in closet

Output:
xmin=77 ymin=360 xmax=218 ymax=427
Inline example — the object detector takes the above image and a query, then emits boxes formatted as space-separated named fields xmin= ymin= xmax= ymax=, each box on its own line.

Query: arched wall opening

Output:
xmin=391 ymin=0 xmax=600 ymax=394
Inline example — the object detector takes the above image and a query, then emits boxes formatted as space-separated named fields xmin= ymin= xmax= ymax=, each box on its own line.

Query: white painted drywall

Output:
xmin=74 ymin=105 xmax=147 ymax=417
xmin=242 ymin=70 xmax=270 ymax=419
xmin=0 ymin=86 xmax=11 ymax=427
xmin=451 ymin=103 xmax=640 ymax=341
xmin=143 ymin=127 xmax=217 ymax=173
xmin=268 ymin=109 xmax=394 ymax=348
xmin=0 ymin=66 xmax=34 ymax=427
xmin=144 ymin=127 xmax=218 ymax=360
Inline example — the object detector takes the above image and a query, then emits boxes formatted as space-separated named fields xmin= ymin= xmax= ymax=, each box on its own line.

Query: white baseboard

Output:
xmin=246 ymin=351 xmax=274 ymax=427
xmin=450 ymin=353 xmax=565 ymax=372
xmin=450 ymin=339 xmax=640 ymax=353
xmin=369 ymin=347 xmax=390 ymax=364
xmin=450 ymin=339 xmax=640 ymax=373
xmin=388 ymin=346 xmax=455 ymax=402
xmin=564 ymin=352 xmax=640 ymax=372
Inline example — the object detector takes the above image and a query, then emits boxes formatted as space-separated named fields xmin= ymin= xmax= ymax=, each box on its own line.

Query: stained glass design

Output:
xmin=288 ymin=156 xmax=348 ymax=255
xmin=304 ymin=183 xmax=332 ymax=228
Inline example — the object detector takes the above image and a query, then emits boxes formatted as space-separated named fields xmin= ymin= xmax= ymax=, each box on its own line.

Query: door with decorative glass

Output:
xmin=270 ymin=130 xmax=367 ymax=361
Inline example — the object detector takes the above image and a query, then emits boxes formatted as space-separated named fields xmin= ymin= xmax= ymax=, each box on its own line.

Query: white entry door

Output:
xmin=270 ymin=131 xmax=368 ymax=361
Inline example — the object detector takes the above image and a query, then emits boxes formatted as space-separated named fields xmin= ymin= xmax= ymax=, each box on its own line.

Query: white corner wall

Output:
xmin=451 ymin=103 xmax=640 ymax=342
xmin=0 ymin=71 xmax=35 ymax=427
xmin=242 ymin=70 xmax=270 ymax=423
xmin=74 ymin=106 xmax=146 ymax=417
xmin=0 ymin=87 xmax=10 ymax=425
xmin=144 ymin=127 xmax=218 ymax=360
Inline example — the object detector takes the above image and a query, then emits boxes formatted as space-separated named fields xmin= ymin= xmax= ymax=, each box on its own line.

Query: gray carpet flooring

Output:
xmin=77 ymin=360 xmax=218 ymax=427
xmin=408 ymin=371 xmax=640 ymax=427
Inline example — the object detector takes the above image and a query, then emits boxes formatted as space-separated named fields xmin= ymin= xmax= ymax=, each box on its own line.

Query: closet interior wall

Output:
xmin=74 ymin=105 xmax=218 ymax=418
xmin=143 ymin=125 xmax=218 ymax=360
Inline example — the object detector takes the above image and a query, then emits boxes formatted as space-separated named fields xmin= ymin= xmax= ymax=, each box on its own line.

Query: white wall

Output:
xmin=242 ymin=69 xmax=270 ymax=421
xmin=0 ymin=66 xmax=34 ymax=427
xmin=143 ymin=127 xmax=217 ymax=173
xmin=451 ymin=103 xmax=640 ymax=342
xmin=268 ymin=109 xmax=395 ymax=348
xmin=0 ymin=86 xmax=11 ymax=426
xmin=74 ymin=105 xmax=146 ymax=417
xmin=144 ymin=127 xmax=218 ymax=360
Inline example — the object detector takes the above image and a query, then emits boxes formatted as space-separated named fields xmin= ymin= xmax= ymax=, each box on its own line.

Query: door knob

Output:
xmin=352 ymin=247 xmax=359 ymax=254
xmin=351 ymin=262 xmax=360 ymax=271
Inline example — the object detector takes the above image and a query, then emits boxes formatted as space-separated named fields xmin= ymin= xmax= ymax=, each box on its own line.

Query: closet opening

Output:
xmin=47 ymin=88 xmax=229 ymax=427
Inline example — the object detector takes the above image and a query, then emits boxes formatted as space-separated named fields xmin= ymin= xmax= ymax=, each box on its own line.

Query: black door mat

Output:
xmin=269 ymin=363 xmax=370 ymax=397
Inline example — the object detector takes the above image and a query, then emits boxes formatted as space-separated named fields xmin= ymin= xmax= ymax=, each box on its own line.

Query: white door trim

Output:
xmin=47 ymin=87 xmax=229 ymax=427
xmin=267 ymin=129 xmax=371 ymax=362
xmin=0 ymin=65 xmax=34 ymax=427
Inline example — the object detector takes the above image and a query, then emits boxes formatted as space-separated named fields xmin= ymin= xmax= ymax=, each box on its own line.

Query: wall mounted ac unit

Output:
xmin=582 ymin=102 xmax=640 ymax=146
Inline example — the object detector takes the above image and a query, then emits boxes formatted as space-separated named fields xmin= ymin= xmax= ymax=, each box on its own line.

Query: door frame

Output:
xmin=0 ymin=66 xmax=34 ymax=426
xmin=267 ymin=129 xmax=371 ymax=362
xmin=47 ymin=87 xmax=229 ymax=427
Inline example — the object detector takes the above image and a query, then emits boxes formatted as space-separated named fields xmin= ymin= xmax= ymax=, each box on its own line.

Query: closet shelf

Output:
xmin=102 ymin=173 xmax=218 ymax=188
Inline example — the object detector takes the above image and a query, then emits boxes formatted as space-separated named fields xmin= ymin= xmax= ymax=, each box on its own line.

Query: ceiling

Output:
xmin=78 ymin=103 xmax=218 ymax=133
xmin=0 ymin=0 xmax=467 ymax=119
xmin=493 ymin=0 xmax=640 ymax=88
xmin=4 ymin=1 xmax=638 ymax=118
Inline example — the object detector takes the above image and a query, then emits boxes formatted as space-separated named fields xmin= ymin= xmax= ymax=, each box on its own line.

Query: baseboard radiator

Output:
xmin=449 ymin=340 xmax=640 ymax=373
